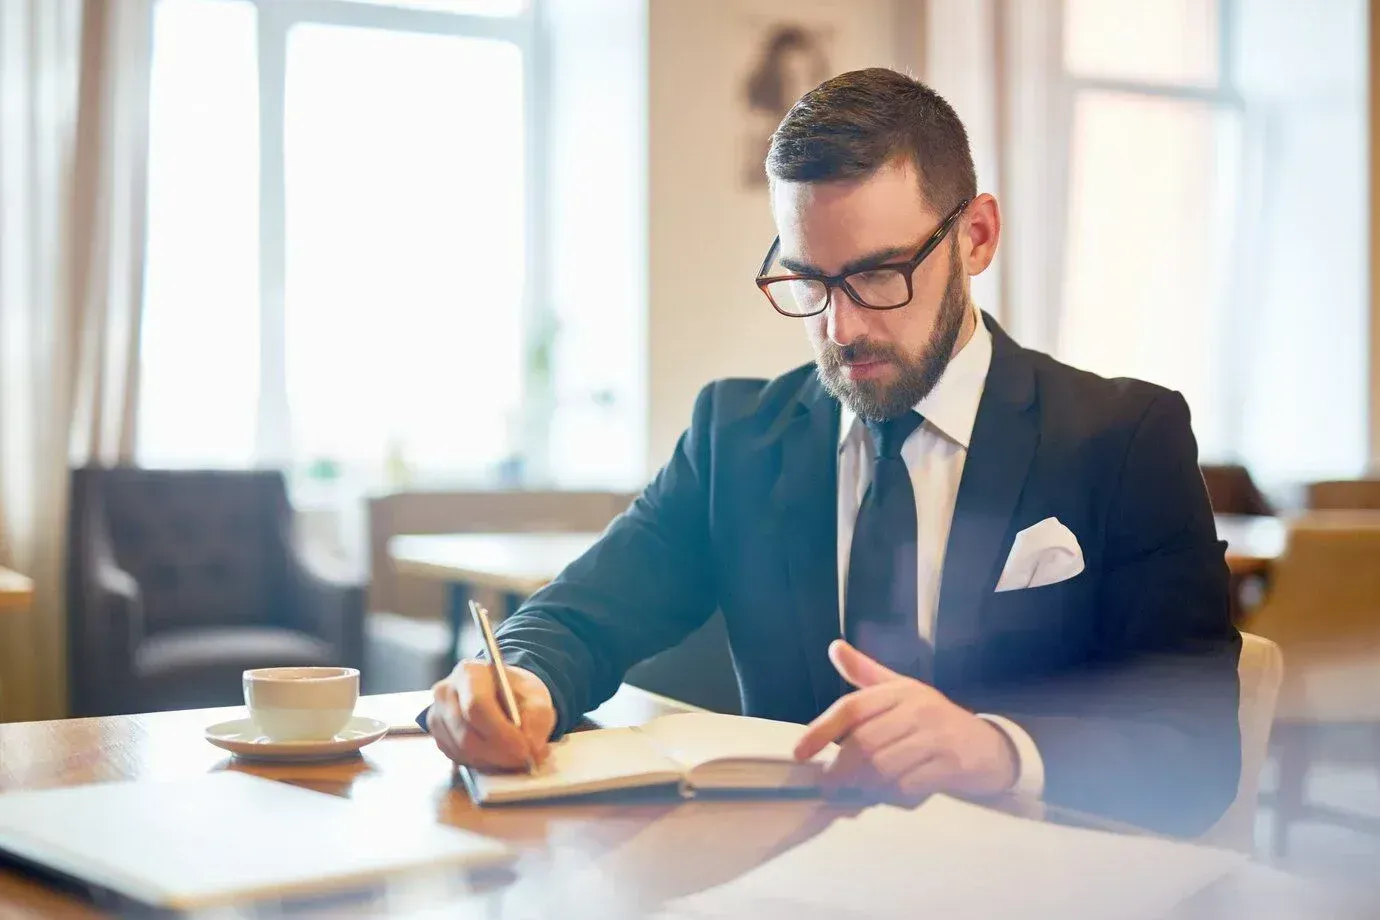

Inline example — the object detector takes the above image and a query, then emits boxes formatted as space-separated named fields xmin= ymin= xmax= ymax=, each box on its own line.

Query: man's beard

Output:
xmin=815 ymin=242 xmax=969 ymax=422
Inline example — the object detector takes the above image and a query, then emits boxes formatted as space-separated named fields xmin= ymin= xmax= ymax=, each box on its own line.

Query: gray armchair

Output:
xmin=66 ymin=467 xmax=365 ymax=716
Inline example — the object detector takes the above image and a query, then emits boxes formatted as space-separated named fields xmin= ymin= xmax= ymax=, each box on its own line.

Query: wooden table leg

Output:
xmin=1229 ymin=569 xmax=1272 ymax=625
xmin=445 ymin=581 xmax=472 ymax=668
xmin=448 ymin=585 xmax=529 ymax=665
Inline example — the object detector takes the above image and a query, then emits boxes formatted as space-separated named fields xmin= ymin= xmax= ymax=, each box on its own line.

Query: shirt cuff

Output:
xmin=978 ymin=713 xmax=1046 ymax=799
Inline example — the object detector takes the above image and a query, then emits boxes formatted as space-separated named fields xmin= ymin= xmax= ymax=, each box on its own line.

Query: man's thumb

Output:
xmin=829 ymin=639 xmax=902 ymax=688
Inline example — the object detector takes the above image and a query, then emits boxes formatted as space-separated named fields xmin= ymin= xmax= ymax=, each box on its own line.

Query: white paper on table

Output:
xmin=654 ymin=795 xmax=1245 ymax=920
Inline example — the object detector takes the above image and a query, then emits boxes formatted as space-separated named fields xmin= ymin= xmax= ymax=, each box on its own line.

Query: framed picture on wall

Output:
xmin=740 ymin=22 xmax=834 ymax=187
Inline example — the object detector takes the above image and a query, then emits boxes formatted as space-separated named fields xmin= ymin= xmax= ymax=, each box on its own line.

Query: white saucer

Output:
xmin=204 ymin=715 xmax=389 ymax=762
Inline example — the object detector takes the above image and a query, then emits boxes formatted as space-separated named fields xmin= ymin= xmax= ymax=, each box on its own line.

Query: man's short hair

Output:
xmin=766 ymin=67 xmax=977 ymax=216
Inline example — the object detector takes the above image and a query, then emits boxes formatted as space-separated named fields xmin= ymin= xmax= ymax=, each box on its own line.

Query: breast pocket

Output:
xmin=979 ymin=575 xmax=1087 ymax=677
xmin=986 ymin=574 xmax=1078 ymax=623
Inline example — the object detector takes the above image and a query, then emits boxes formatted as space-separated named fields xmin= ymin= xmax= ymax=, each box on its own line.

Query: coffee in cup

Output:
xmin=243 ymin=666 xmax=359 ymax=742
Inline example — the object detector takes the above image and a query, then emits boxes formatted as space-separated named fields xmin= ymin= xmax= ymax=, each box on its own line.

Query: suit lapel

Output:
xmin=766 ymin=376 xmax=843 ymax=716
xmin=935 ymin=314 xmax=1040 ymax=688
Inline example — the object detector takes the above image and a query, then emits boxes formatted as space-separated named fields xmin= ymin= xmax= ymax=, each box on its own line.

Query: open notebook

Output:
xmin=463 ymin=712 xmax=838 ymax=805
xmin=0 ymin=771 xmax=513 ymax=911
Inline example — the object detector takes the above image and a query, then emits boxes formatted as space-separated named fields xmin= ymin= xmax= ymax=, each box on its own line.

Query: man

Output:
xmin=426 ymin=68 xmax=1241 ymax=836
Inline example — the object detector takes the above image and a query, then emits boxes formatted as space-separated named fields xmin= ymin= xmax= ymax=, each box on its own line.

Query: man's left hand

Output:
xmin=793 ymin=639 xmax=1018 ymax=800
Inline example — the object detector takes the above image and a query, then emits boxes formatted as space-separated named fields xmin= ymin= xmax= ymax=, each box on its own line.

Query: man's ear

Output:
xmin=961 ymin=193 xmax=1001 ymax=276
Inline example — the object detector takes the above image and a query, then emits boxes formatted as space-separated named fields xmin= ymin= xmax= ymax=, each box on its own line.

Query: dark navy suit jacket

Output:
xmin=463 ymin=314 xmax=1241 ymax=836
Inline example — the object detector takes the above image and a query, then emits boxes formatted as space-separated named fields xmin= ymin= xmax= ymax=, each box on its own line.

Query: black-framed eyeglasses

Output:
xmin=754 ymin=197 xmax=972 ymax=318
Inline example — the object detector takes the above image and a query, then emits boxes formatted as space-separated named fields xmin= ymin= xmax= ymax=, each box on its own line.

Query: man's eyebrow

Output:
xmin=778 ymin=244 xmax=914 ymax=276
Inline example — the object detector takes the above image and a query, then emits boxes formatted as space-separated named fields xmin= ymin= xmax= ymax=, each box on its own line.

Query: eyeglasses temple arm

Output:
xmin=756 ymin=236 xmax=781 ymax=279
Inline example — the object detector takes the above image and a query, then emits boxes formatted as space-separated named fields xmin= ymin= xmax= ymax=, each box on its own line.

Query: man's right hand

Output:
xmin=428 ymin=660 xmax=557 ymax=770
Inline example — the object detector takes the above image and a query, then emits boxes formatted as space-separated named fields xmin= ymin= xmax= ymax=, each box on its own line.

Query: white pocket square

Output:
xmin=994 ymin=517 xmax=1085 ymax=592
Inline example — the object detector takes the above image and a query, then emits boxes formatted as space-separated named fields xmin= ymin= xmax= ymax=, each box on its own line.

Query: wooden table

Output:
xmin=1 ymin=688 xmax=1366 ymax=919
xmin=392 ymin=517 xmax=1287 ymax=651
xmin=390 ymin=532 xmax=603 ymax=666
xmin=390 ymin=532 xmax=602 ymax=599
xmin=0 ymin=568 xmax=33 ymax=614
xmin=394 ymin=518 xmax=1287 ymax=594
xmin=1217 ymin=515 xmax=1286 ymax=578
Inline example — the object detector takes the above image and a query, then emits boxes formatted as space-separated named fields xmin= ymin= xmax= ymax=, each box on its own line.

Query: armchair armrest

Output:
xmin=95 ymin=560 xmax=143 ymax=656
xmin=285 ymin=534 xmax=366 ymax=669
xmin=70 ymin=558 xmax=144 ymax=716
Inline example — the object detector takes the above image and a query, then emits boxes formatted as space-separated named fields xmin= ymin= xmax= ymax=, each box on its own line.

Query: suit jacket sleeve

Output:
xmin=968 ymin=391 xmax=1242 ymax=837
xmin=489 ymin=385 xmax=720 ymax=738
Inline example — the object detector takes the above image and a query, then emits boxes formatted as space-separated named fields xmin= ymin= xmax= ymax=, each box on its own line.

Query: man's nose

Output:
xmin=826 ymin=287 xmax=870 ymax=347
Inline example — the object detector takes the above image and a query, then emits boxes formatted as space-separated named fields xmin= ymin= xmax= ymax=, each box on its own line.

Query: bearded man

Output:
xmin=422 ymin=68 xmax=1241 ymax=837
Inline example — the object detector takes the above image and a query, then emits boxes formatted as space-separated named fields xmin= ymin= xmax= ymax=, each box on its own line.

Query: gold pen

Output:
xmin=468 ymin=599 xmax=536 ymax=774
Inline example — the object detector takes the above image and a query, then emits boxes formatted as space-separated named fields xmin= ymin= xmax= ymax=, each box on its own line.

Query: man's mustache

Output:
xmin=821 ymin=339 xmax=900 ymax=367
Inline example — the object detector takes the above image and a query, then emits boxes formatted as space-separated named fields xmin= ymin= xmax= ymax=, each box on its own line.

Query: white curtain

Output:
xmin=0 ymin=0 xmax=153 ymax=721
xmin=924 ymin=0 xmax=1065 ymax=353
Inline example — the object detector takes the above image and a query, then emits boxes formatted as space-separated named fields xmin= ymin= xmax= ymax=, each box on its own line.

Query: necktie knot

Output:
xmin=865 ymin=411 xmax=923 ymax=460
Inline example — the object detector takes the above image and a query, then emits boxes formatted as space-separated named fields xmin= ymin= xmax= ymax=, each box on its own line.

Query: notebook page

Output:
xmin=656 ymin=795 xmax=1245 ymax=920
xmin=637 ymin=713 xmax=835 ymax=770
xmin=465 ymin=726 xmax=682 ymax=803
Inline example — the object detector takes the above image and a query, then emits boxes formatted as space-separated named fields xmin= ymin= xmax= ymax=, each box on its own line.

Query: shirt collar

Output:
xmin=838 ymin=306 xmax=993 ymax=451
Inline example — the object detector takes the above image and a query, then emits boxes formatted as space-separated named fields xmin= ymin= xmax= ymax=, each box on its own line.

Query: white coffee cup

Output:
xmin=243 ymin=666 xmax=359 ymax=742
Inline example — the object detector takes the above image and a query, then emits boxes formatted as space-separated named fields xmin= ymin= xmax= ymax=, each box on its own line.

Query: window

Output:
xmin=140 ymin=0 xmax=540 ymax=492
xmin=139 ymin=0 xmax=260 ymax=469
xmin=1055 ymin=0 xmax=1241 ymax=463
xmin=282 ymin=23 xmax=525 ymax=480
xmin=1052 ymin=0 xmax=1367 ymax=486
xmin=1062 ymin=0 xmax=1218 ymax=87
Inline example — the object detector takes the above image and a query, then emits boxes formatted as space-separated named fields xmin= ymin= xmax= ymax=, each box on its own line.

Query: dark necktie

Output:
xmin=844 ymin=411 xmax=933 ymax=683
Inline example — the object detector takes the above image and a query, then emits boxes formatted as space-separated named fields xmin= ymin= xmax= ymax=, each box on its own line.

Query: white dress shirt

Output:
xmin=835 ymin=308 xmax=1045 ymax=799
